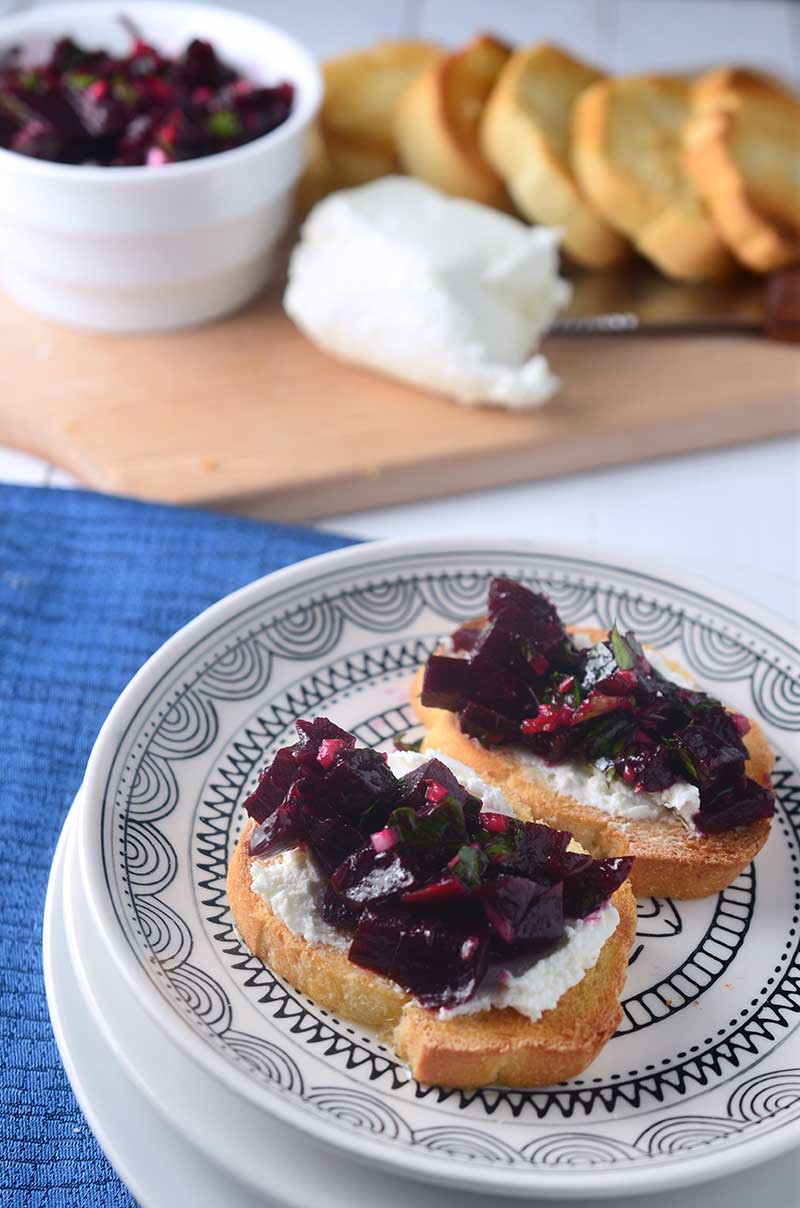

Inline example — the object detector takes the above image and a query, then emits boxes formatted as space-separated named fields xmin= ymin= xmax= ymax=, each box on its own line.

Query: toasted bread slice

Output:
xmin=479 ymin=43 xmax=629 ymax=268
xmin=394 ymin=34 xmax=511 ymax=207
xmin=228 ymin=817 xmax=636 ymax=1087
xmin=320 ymin=40 xmax=443 ymax=162
xmin=683 ymin=68 xmax=800 ymax=273
xmin=572 ymin=74 xmax=736 ymax=280
xmin=411 ymin=627 xmax=773 ymax=900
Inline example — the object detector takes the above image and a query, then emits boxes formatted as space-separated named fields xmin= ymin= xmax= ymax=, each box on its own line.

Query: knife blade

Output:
xmin=551 ymin=264 xmax=800 ymax=342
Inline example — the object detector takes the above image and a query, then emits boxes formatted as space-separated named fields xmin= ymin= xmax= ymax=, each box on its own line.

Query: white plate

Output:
xmin=76 ymin=539 xmax=800 ymax=1198
xmin=47 ymin=798 xmax=800 ymax=1208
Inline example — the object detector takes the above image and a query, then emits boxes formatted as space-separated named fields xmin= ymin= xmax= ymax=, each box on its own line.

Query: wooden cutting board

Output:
xmin=1 ymin=289 xmax=797 ymax=521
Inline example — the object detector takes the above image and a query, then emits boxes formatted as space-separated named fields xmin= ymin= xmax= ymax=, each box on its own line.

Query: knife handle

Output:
xmin=766 ymin=268 xmax=800 ymax=343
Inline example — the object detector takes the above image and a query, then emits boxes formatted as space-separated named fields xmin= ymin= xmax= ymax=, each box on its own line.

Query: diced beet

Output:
xmin=303 ymin=807 xmax=364 ymax=874
xmin=321 ymin=884 xmax=362 ymax=933
xmin=562 ymin=857 xmax=633 ymax=918
xmin=492 ymin=605 xmax=566 ymax=652
xmin=349 ymin=904 xmax=490 ymax=1009
xmin=618 ymin=744 xmax=676 ymax=793
xmin=672 ymin=724 xmax=746 ymax=794
xmin=458 ymin=701 xmax=519 ymax=745
xmin=394 ymin=758 xmax=479 ymax=814
xmin=470 ymin=621 xmax=534 ymax=679
xmin=492 ymin=819 xmax=573 ymax=883
xmin=330 ymin=845 xmax=420 ymax=907
xmin=519 ymin=725 xmax=583 ymax=764
xmin=488 ymin=578 xmax=559 ymax=625
xmin=322 ymin=747 xmax=399 ymax=818
xmin=243 ymin=745 xmax=299 ymax=823
xmin=294 ymin=717 xmax=355 ymax=767
xmin=390 ymin=798 xmax=471 ymax=876
xmin=696 ymin=778 xmax=775 ymax=833
xmin=420 ymin=654 xmax=473 ymax=711
xmin=479 ymin=875 xmax=563 ymax=946
xmin=469 ymin=661 xmax=539 ymax=716
xmin=248 ymin=779 xmax=308 ymax=858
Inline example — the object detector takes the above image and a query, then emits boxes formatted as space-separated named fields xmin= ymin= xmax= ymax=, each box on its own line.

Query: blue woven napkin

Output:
xmin=0 ymin=484 xmax=356 ymax=1207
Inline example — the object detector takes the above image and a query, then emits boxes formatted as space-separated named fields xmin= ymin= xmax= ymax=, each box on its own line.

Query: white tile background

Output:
xmin=1 ymin=0 xmax=798 ymax=631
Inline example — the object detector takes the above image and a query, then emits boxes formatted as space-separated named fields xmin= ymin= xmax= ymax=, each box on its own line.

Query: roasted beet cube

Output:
xmin=672 ymin=724 xmax=746 ymax=794
xmin=420 ymin=654 xmax=473 ymax=711
xmin=479 ymin=875 xmax=563 ymax=946
xmin=394 ymin=758 xmax=480 ymax=814
xmin=303 ymin=807 xmax=364 ymax=874
xmin=458 ymin=702 xmax=519 ymax=746
xmin=330 ymin=845 xmax=420 ymax=907
xmin=321 ymin=747 xmax=398 ymax=817
xmin=248 ymin=779 xmax=308 ymax=858
xmin=562 ymin=857 xmax=633 ymax=918
xmin=470 ymin=621 xmax=532 ymax=677
xmin=349 ymin=904 xmax=490 ymax=1009
xmin=243 ymin=745 xmax=299 ymax=823
xmin=488 ymin=578 xmax=559 ymax=625
xmin=290 ymin=717 xmax=356 ymax=767
xmin=490 ymin=819 xmax=573 ymax=882
xmin=696 ymin=778 xmax=775 ymax=833
xmin=172 ymin=38 xmax=232 ymax=88
xmin=321 ymin=884 xmax=362 ymax=932
xmin=618 ymin=744 xmax=676 ymax=792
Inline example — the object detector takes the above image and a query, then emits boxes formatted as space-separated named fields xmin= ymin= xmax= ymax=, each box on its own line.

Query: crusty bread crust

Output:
xmin=683 ymin=68 xmax=800 ymax=273
xmin=411 ymin=626 xmax=773 ymax=900
xmin=571 ymin=75 xmax=735 ymax=281
xmin=479 ymin=43 xmax=629 ymax=269
xmin=228 ymin=817 xmax=637 ymax=1087
xmin=394 ymin=35 xmax=511 ymax=207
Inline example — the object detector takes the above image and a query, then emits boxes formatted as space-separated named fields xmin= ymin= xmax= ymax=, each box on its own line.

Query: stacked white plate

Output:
xmin=44 ymin=539 xmax=800 ymax=1206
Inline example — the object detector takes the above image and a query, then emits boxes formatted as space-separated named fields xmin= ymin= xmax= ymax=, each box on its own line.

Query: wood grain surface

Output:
xmin=1 ymin=289 xmax=797 ymax=521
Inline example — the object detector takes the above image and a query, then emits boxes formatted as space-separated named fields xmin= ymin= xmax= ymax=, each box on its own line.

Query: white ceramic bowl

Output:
xmin=0 ymin=1 xmax=321 ymax=331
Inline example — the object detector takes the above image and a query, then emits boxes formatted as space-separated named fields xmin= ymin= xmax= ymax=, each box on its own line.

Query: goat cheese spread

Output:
xmin=249 ymin=749 xmax=618 ymax=1023
xmin=513 ymin=748 xmax=701 ymax=830
xmin=284 ymin=176 xmax=570 ymax=409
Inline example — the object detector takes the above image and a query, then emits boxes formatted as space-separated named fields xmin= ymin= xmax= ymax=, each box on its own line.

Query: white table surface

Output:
xmin=2 ymin=1 xmax=799 ymax=1203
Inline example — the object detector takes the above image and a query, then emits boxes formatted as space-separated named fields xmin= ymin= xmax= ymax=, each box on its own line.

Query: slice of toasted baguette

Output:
xmin=572 ymin=74 xmax=736 ymax=280
xmin=479 ymin=43 xmax=629 ymax=268
xmin=411 ymin=627 xmax=773 ymax=900
xmin=393 ymin=34 xmax=512 ymax=206
xmin=320 ymin=40 xmax=443 ymax=156
xmin=228 ymin=817 xmax=636 ymax=1088
xmin=683 ymin=68 xmax=800 ymax=273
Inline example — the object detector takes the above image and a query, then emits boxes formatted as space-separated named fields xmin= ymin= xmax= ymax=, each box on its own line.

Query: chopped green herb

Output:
xmin=67 ymin=71 xmax=97 ymax=90
xmin=449 ymin=844 xmax=488 ymax=889
xmin=207 ymin=110 xmax=240 ymax=138
xmin=610 ymin=625 xmax=635 ymax=670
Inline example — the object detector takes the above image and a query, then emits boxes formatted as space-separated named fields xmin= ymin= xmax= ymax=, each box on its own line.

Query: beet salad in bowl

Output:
xmin=0 ymin=2 xmax=321 ymax=330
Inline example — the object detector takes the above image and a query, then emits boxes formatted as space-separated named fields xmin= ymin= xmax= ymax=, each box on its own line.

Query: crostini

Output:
xmin=228 ymin=718 xmax=636 ymax=1088
xmin=412 ymin=578 xmax=774 ymax=899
